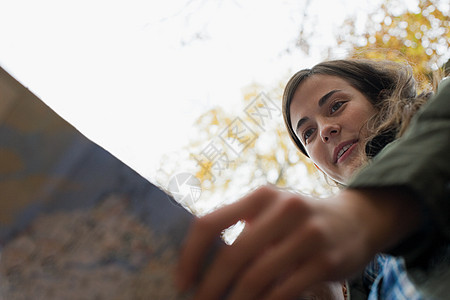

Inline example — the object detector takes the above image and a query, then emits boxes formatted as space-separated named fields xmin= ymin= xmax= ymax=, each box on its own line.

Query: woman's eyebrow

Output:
xmin=296 ymin=116 xmax=309 ymax=133
xmin=295 ymin=89 xmax=341 ymax=133
xmin=318 ymin=89 xmax=341 ymax=107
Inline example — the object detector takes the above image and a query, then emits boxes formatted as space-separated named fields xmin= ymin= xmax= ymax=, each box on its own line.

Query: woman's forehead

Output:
xmin=294 ymin=75 xmax=351 ymax=97
xmin=290 ymin=75 xmax=347 ymax=111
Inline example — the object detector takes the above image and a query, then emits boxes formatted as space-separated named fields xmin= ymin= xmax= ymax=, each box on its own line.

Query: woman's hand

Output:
xmin=175 ymin=185 xmax=420 ymax=300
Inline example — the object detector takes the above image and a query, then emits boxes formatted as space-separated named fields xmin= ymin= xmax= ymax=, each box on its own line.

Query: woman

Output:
xmin=282 ymin=59 xmax=435 ymax=300
xmin=175 ymin=59 xmax=450 ymax=299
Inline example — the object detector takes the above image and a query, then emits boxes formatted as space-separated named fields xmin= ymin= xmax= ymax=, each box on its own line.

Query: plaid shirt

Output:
xmin=364 ymin=254 xmax=424 ymax=300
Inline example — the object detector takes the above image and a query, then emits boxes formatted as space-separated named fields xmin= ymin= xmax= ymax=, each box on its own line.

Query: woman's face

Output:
xmin=289 ymin=74 xmax=377 ymax=184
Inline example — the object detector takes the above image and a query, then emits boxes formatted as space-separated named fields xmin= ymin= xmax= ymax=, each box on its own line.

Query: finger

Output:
xmin=264 ymin=256 xmax=332 ymax=300
xmin=297 ymin=281 xmax=346 ymax=300
xmin=227 ymin=220 xmax=322 ymax=300
xmin=176 ymin=186 xmax=276 ymax=291
xmin=192 ymin=193 xmax=296 ymax=299
xmin=196 ymin=195 xmax=314 ymax=300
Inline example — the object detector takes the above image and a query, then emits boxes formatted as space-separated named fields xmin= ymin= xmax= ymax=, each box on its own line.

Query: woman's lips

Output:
xmin=334 ymin=140 xmax=358 ymax=163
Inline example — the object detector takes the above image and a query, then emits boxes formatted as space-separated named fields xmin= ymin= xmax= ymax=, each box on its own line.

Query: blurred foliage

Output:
xmin=155 ymin=83 xmax=335 ymax=216
xmin=337 ymin=0 xmax=450 ymax=89
xmin=156 ymin=0 xmax=450 ymax=217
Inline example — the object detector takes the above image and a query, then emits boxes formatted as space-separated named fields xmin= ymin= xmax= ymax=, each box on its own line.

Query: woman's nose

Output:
xmin=320 ymin=124 xmax=340 ymax=143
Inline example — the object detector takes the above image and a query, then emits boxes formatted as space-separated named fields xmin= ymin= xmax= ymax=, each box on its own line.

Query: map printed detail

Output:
xmin=0 ymin=67 xmax=210 ymax=299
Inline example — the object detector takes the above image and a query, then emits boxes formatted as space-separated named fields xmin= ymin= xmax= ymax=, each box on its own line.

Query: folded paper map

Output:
xmin=0 ymin=67 xmax=201 ymax=299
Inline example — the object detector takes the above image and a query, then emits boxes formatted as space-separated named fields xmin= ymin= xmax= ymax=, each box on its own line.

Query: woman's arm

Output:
xmin=175 ymin=185 xmax=421 ymax=300
xmin=348 ymin=78 xmax=450 ymax=265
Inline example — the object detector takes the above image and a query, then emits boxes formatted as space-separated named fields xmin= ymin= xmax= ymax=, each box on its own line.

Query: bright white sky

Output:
xmin=0 ymin=0 xmax=382 ymax=182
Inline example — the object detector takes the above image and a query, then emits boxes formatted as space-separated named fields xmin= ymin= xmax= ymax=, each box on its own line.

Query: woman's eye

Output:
xmin=330 ymin=101 xmax=344 ymax=114
xmin=303 ymin=128 xmax=315 ymax=142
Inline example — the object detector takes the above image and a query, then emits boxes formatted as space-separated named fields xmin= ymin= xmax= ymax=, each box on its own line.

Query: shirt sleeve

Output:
xmin=348 ymin=78 xmax=450 ymax=266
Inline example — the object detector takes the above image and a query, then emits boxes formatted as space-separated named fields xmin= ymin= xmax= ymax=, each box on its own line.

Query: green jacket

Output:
xmin=349 ymin=77 xmax=450 ymax=298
